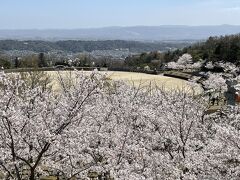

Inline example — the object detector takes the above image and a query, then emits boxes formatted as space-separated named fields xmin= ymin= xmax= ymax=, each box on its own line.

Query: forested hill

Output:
xmin=0 ymin=40 xmax=190 ymax=53
xmin=165 ymin=34 xmax=240 ymax=64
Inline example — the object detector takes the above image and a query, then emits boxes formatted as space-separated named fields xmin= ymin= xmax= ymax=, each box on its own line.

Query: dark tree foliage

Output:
xmin=54 ymin=61 xmax=69 ymax=67
xmin=165 ymin=34 xmax=240 ymax=64
xmin=124 ymin=51 xmax=165 ymax=69
xmin=19 ymin=55 xmax=39 ymax=68
xmin=38 ymin=53 xmax=47 ymax=67
xmin=0 ymin=56 xmax=11 ymax=69
xmin=14 ymin=57 xmax=20 ymax=68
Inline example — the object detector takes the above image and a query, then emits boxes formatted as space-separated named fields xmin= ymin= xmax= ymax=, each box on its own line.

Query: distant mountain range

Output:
xmin=0 ymin=25 xmax=240 ymax=41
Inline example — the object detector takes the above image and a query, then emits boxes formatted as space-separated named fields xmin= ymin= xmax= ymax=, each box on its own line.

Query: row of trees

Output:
xmin=0 ymin=70 xmax=240 ymax=179
xmin=0 ymin=52 xmax=125 ymax=69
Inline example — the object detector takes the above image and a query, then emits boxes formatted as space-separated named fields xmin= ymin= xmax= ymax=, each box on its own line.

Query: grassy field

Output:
xmin=47 ymin=71 xmax=203 ymax=94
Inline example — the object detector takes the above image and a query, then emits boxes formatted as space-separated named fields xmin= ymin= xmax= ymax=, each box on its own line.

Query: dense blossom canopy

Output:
xmin=0 ymin=71 xmax=239 ymax=179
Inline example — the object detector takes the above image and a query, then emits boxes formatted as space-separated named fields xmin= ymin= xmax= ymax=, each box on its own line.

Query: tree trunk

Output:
xmin=29 ymin=169 xmax=35 ymax=180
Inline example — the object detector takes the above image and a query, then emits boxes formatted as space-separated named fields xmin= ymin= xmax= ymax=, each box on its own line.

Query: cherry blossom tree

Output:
xmin=0 ymin=70 xmax=239 ymax=179
xmin=167 ymin=54 xmax=203 ymax=70
xmin=177 ymin=54 xmax=193 ymax=66
xmin=203 ymin=73 xmax=227 ymax=93
xmin=202 ymin=106 xmax=240 ymax=179
xmin=205 ymin=61 xmax=214 ymax=70
xmin=0 ymin=71 xmax=107 ymax=179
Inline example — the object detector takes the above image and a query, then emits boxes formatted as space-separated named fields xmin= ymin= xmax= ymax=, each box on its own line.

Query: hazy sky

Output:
xmin=1 ymin=0 xmax=240 ymax=29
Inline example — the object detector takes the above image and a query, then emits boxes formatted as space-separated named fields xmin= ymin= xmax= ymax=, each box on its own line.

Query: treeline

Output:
xmin=0 ymin=40 xmax=188 ymax=53
xmin=0 ymin=52 xmax=123 ymax=69
xmin=165 ymin=34 xmax=240 ymax=64
xmin=0 ymin=53 xmax=48 ymax=69
xmin=124 ymin=51 xmax=165 ymax=69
